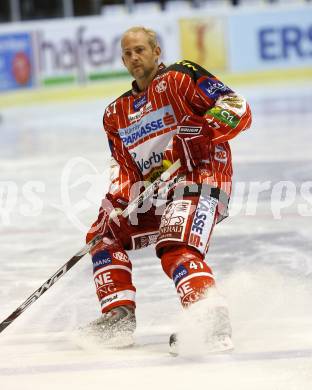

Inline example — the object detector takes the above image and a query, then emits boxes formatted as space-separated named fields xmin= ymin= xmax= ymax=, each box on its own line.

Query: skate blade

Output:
xmin=205 ymin=336 xmax=234 ymax=354
xmin=72 ymin=328 xmax=134 ymax=351
xmin=169 ymin=336 xmax=234 ymax=357
xmin=103 ymin=332 xmax=135 ymax=349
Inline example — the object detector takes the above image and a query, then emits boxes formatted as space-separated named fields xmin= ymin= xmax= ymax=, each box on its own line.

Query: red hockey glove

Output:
xmin=171 ymin=115 xmax=211 ymax=172
xmin=86 ymin=200 xmax=129 ymax=245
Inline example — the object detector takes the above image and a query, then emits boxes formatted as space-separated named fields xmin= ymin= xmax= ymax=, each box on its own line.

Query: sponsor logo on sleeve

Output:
xmin=209 ymin=106 xmax=240 ymax=128
xmin=218 ymin=95 xmax=246 ymax=116
xmin=199 ymin=78 xmax=232 ymax=100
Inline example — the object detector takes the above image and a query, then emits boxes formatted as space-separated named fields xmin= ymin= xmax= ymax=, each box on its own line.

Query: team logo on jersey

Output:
xmin=199 ymin=78 xmax=232 ymax=100
xmin=214 ymin=145 xmax=227 ymax=163
xmin=133 ymin=94 xmax=148 ymax=111
xmin=113 ymin=251 xmax=129 ymax=263
xmin=158 ymin=200 xmax=191 ymax=243
xmin=155 ymin=80 xmax=167 ymax=93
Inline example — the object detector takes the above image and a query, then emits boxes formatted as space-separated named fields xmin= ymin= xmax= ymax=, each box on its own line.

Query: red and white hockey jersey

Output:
xmin=103 ymin=60 xmax=252 ymax=208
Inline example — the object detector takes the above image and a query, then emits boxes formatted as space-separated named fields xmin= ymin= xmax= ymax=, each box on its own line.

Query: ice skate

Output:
xmin=80 ymin=305 xmax=136 ymax=348
xmin=169 ymin=294 xmax=234 ymax=356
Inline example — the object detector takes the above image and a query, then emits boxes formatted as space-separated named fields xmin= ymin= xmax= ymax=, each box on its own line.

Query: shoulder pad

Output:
xmin=107 ymin=89 xmax=132 ymax=109
xmin=119 ymin=89 xmax=132 ymax=99
xmin=103 ymin=88 xmax=132 ymax=122
xmin=165 ymin=60 xmax=214 ymax=82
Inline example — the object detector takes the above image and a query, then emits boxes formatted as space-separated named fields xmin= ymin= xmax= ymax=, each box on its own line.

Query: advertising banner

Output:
xmin=1 ymin=4 xmax=311 ymax=93
xmin=0 ymin=32 xmax=34 ymax=91
xmin=179 ymin=16 xmax=228 ymax=73
xmin=32 ymin=16 xmax=180 ymax=86
xmin=228 ymin=7 xmax=312 ymax=72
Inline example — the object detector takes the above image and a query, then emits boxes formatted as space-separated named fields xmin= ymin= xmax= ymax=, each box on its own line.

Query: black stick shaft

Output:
xmin=0 ymin=160 xmax=180 ymax=334
xmin=0 ymin=236 xmax=101 ymax=333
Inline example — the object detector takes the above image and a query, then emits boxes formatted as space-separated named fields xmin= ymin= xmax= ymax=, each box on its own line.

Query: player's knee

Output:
xmin=160 ymin=245 xmax=205 ymax=278
xmin=91 ymin=237 xmax=132 ymax=271
xmin=156 ymin=185 xmax=220 ymax=260
xmin=160 ymin=245 xmax=180 ymax=277
xmin=89 ymin=232 xmax=118 ymax=257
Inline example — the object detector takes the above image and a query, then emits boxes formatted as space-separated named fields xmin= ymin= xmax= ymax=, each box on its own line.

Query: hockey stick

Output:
xmin=0 ymin=159 xmax=181 ymax=334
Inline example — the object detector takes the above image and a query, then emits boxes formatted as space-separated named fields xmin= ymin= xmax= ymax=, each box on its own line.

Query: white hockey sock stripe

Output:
xmin=93 ymin=265 xmax=131 ymax=278
xmin=176 ymin=272 xmax=214 ymax=290
xmin=100 ymin=290 xmax=136 ymax=311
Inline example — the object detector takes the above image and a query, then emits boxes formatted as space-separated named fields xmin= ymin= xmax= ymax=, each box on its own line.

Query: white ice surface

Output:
xmin=0 ymin=81 xmax=312 ymax=389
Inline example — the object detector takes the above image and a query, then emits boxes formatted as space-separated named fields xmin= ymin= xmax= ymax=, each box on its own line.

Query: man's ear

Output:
xmin=155 ymin=46 xmax=161 ymax=62
xmin=122 ymin=55 xmax=126 ymax=66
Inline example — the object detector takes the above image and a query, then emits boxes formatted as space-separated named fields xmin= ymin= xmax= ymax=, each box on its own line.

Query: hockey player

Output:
xmin=86 ymin=26 xmax=252 ymax=352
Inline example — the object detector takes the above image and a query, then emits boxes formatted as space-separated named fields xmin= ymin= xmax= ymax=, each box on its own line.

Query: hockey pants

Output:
xmin=90 ymin=185 xmax=220 ymax=312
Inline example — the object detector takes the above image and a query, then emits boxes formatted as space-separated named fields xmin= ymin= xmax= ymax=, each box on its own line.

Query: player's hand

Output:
xmin=171 ymin=115 xmax=211 ymax=172
xmin=86 ymin=201 xmax=129 ymax=245
xmin=86 ymin=206 xmax=110 ymax=245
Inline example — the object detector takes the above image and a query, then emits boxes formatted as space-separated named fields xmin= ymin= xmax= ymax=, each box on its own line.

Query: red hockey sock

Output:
xmin=91 ymin=238 xmax=136 ymax=313
xmin=161 ymin=246 xmax=215 ymax=307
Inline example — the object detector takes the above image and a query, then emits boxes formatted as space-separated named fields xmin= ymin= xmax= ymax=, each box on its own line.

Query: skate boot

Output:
xmin=83 ymin=305 xmax=136 ymax=348
xmin=209 ymin=305 xmax=233 ymax=352
xmin=169 ymin=295 xmax=233 ymax=356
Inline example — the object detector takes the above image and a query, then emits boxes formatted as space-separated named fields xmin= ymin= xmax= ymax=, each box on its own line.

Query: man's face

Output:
xmin=121 ymin=31 xmax=160 ymax=82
